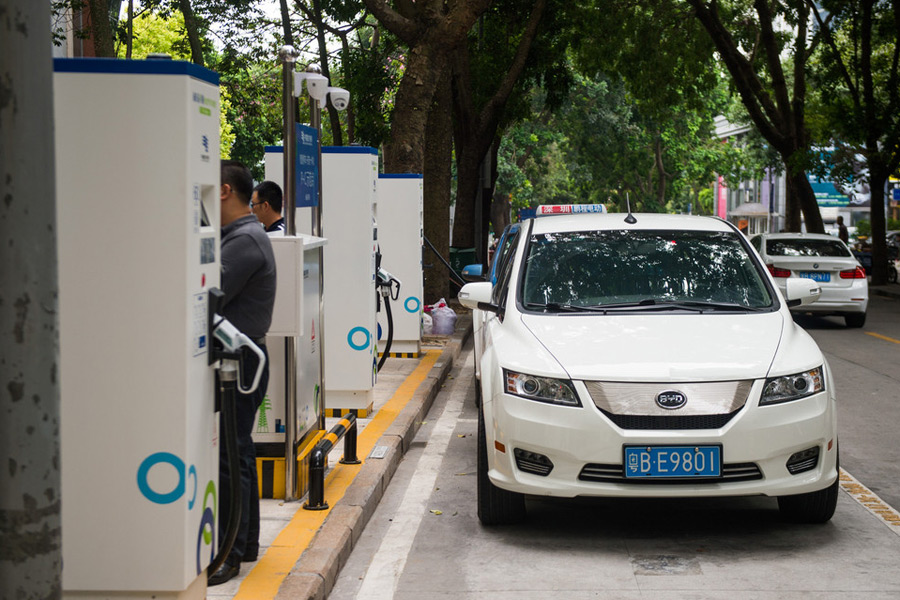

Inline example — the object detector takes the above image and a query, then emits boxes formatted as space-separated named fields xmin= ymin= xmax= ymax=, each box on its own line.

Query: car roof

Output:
xmin=528 ymin=213 xmax=733 ymax=235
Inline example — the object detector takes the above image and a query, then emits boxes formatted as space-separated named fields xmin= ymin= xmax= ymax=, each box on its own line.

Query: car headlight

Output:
xmin=504 ymin=369 xmax=580 ymax=406
xmin=760 ymin=367 xmax=824 ymax=406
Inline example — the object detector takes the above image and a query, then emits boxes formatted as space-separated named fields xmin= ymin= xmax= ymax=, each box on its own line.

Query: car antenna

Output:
xmin=624 ymin=193 xmax=637 ymax=224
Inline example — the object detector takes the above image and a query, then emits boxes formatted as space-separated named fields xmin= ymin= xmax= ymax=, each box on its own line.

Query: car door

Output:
xmin=479 ymin=225 xmax=523 ymax=402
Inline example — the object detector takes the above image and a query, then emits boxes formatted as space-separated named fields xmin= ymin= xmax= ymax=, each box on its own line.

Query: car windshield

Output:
xmin=521 ymin=229 xmax=773 ymax=310
xmin=766 ymin=238 xmax=851 ymax=257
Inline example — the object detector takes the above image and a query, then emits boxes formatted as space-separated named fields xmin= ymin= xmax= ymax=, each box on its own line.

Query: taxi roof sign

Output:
xmin=535 ymin=204 xmax=607 ymax=216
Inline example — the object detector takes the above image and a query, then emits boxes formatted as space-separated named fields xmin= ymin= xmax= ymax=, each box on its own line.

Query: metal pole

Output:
xmin=279 ymin=45 xmax=299 ymax=501
xmin=0 ymin=1 xmax=62 ymax=596
xmin=306 ymin=64 xmax=328 ymax=431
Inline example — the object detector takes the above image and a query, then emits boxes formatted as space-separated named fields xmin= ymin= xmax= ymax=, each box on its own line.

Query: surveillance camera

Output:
xmin=304 ymin=74 xmax=329 ymax=102
xmin=328 ymin=87 xmax=350 ymax=111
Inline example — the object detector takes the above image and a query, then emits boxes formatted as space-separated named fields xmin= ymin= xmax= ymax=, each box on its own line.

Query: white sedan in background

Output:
xmin=459 ymin=210 xmax=838 ymax=527
xmin=750 ymin=232 xmax=868 ymax=327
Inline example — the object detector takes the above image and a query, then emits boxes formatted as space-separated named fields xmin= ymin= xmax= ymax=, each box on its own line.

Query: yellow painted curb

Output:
xmin=839 ymin=468 xmax=900 ymax=535
xmin=232 ymin=349 xmax=442 ymax=600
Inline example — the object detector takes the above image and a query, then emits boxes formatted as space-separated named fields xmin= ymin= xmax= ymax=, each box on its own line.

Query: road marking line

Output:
xmin=865 ymin=332 xmax=900 ymax=344
xmin=840 ymin=469 xmax=900 ymax=536
xmin=354 ymin=362 xmax=469 ymax=600
xmin=232 ymin=349 xmax=442 ymax=600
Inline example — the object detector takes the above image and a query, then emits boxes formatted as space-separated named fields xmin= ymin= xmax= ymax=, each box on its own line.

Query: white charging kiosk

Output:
xmin=253 ymin=146 xmax=326 ymax=498
xmin=320 ymin=146 xmax=379 ymax=416
xmin=55 ymin=58 xmax=220 ymax=599
xmin=376 ymin=174 xmax=424 ymax=356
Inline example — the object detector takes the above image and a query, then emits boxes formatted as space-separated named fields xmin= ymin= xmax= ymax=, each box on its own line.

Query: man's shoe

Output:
xmin=208 ymin=562 xmax=240 ymax=586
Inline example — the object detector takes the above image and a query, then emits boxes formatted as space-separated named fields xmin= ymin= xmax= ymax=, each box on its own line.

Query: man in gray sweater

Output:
xmin=210 ymin=160 xmax=276 ymax=586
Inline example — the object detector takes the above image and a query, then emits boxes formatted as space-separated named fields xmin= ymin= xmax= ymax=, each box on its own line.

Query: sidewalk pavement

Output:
xmin=211 ymin=313 xmax=473 ymax=600
xmin=871 ymin=283 xmax=900 ymax=300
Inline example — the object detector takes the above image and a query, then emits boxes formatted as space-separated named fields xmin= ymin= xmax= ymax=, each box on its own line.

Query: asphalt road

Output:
xmin=793 ymin=294 xmax=900 ymax=511
xmin=330 ymin=296 xmax=900 ymax=599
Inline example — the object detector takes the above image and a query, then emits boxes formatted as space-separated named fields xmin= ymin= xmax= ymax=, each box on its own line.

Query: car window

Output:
xmin=750 ymin=236 xmax=762 ymax=251
xmin=766 ymin=238 xmax=851 ymax=257
xmin=521 ymin=229 xmax=772 ymax=309
xmin=489 ymin=226 xmax=519 ymax=285
xmin=491 ymin=230 xmax=520 ymax=306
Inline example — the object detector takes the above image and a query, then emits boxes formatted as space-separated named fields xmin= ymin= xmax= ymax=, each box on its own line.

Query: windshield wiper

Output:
xmin=671 ymin=301 xmax=765 ymax=312
xmin=585 ymin=300 xmax=764 ymax=313
xmin=525 ymin=302 xmax=608 ymax=313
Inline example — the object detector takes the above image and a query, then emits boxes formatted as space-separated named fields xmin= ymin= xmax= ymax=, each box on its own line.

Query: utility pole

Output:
xmin=0 ymin=0 xmax=63 ymax=598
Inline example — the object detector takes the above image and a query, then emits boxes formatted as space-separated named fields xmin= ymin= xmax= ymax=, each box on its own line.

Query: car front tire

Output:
xmin=845 ymin=312 xmax=866 ymax=328
xmin=477 ymin=409 xmax=526 ymax=525
xmin=777 ymin=476 xmax=839 ymax=524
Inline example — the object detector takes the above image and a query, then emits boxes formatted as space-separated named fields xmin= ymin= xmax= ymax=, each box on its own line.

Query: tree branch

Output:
xmin=687 ymin=0 xmax=788 ymax=152
xmin=807 ymin=0 xmax=861 ymax=111
xmin=361 ymin=0 xmax=420 ymax=43
xmin=754 ymin=0 xmax=791 ymax=128
xmin=478 ymin=0 xmax=546 ymax=140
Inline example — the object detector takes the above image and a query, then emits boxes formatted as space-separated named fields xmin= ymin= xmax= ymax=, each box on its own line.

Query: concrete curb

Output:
xmin=275 ymin=313 xmax=473 ymax=600
xmin=871 ymin=285 xmax=900 ymax=301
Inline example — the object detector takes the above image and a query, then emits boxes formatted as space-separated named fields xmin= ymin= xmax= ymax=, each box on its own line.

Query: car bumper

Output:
xmin=782 ymin=279 xmax=868 ymax=315
xmin=484 ymin=380 xmax=838 ymax=498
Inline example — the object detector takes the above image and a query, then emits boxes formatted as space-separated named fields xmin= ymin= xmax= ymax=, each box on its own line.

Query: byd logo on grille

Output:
xmin=656 ymin=391 xmax=687 ymax=410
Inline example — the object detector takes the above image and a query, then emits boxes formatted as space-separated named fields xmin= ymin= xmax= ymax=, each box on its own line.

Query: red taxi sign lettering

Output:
xmin=535 ymin=204 xmax=607 ymax=216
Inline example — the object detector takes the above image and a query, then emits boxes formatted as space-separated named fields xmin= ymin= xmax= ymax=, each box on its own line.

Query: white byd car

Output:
xmin=750 ymin=232 xmax=868 ymax=328
xmin=459 ymin=210 xmax=838 ymax=526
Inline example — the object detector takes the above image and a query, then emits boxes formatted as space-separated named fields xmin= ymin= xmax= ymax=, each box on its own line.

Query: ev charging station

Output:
xmin=55 ymin=59 xmax=221 ymax=599
xmin=376 ymin=175 xmax=424 ymax=356
xmin=321 ymin=146 xmax=379 ymax=416
xmin=249 ymin=145 xmax=326 ymax=499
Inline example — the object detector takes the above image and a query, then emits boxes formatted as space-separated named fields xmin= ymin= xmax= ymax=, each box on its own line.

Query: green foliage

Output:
xmin=116 ymin=10 xmax=190 ymax=59
xmin=856 ymin=220 xmax=871 ymax=238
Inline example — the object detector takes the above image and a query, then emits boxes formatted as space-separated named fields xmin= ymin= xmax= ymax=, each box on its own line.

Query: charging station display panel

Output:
xmin=55 ymin=59 xmax=220 ymax=597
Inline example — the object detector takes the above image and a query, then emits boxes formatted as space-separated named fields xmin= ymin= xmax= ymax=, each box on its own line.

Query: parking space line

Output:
xmin=865 ymin=332 xmax=900 ymax=344
xmin=840 ymin=469 xmax=900 ymax=536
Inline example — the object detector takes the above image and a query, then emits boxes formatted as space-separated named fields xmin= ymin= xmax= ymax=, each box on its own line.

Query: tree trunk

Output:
xmin=867 ymin=159 xmax=890 ymax=285
xmin=423 ymin=71 xmax=453 ymax=303
xmin=178 ymin=0 xmax=204 ymax=67
xmin=1 ymin=1 xmax=62 ymax=598
xmin=383 ymin=42 xmax=448 ymax=174
xmin=688 ymin=0 xmax=823 ymax=233
xmin=86 ymin=0 xmax=116 ymax=57
xmin=126 ymin=0 xmax=133 ymax=58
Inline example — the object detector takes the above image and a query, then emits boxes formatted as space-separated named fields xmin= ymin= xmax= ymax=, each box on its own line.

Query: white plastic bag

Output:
xmin=430 ymin=298 xmax=457 ymax=335
xmin=421 ymin=311 xmax=433 ymax=335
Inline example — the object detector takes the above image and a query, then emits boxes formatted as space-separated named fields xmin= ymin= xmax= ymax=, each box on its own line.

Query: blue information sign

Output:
xmin=893 ymin=188 xmax=900 ymax=201
xmin=295 ymin=124 xmax=319 ymax=207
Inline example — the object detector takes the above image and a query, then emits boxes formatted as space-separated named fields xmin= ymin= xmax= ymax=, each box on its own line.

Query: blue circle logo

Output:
xmin=347 ymin=327 xmax=371 ymax=351
xmin=137 ymin=452 xmax=185 ymax=505
xmin=404 ymin=297 xmax=421 ymax=313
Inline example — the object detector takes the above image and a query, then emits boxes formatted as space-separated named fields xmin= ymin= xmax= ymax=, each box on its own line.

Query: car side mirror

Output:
xmin=784 ymin=278 xmax=821 ymax=307
xmin=457 ymin=281 xmax=499 ymax=314
xmin=461 ymin=263 xmax=486 ymax=282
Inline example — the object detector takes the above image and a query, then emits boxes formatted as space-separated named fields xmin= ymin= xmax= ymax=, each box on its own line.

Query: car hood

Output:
xmin=520 ymin=311 xmax=785 ymax=382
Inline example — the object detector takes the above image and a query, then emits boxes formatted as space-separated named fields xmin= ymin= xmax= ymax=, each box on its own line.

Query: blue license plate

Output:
xmin=800 ymin=271 xmax=830 ymax=282
xmin=624 ymin=445 xmax=721 ymax=479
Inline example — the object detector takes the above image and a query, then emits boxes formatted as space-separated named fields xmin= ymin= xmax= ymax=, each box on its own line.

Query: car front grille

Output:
xmin=578 ymin=462 xmax=762 ymax=484
xmin=598 ymin=407 xmax=743 ymax=430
